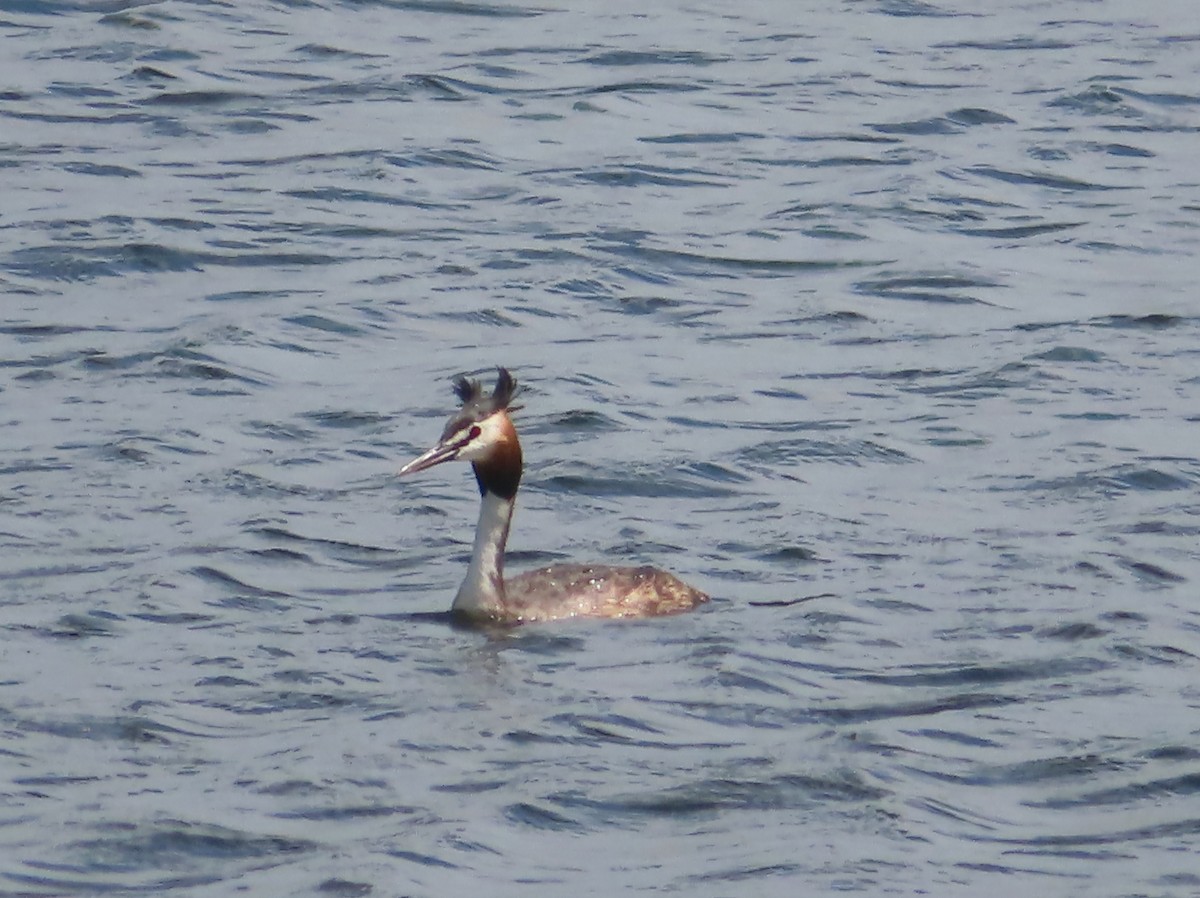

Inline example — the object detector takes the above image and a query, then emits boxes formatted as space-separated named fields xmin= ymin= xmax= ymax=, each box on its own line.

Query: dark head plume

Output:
xmin=452 ymin=375 xmax=482 ymax=405
xmin=438 ymin=367 xmax=521 ymax=446
xmin=450 ymin=367 xmax=519 ymax=416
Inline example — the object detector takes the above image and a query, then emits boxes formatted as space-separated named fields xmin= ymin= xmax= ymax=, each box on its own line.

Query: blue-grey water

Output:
xmin=3 ymin=1 xmax=1199 ymax=895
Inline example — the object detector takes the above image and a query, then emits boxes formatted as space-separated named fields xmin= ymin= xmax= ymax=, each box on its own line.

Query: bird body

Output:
xmin=399 ymin=368 xmax=708 ymax=625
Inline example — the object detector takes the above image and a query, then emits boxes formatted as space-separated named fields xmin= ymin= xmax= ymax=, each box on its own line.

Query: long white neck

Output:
xmin=452 ymin=489 xmax=514 ymax=617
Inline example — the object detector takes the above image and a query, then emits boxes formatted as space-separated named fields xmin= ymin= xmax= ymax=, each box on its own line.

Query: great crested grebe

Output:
xmin=398 ymin=368 xmax=708 ymax=624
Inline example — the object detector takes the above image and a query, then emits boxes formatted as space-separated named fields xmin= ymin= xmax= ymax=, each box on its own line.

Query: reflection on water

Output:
xmin=2 ymin=1 xmax=1199 ymax=895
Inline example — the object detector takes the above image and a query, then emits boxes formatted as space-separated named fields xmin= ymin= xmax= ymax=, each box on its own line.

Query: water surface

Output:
xmin=2 ymin=1 xmax=1199 ymax=895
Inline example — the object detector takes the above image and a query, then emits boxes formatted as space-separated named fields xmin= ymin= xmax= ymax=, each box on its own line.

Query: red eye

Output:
xmin=469 ymin=425 xmax=481 ymax=439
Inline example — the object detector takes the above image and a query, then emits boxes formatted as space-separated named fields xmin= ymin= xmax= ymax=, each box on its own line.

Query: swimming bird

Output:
xmin=398 ymin=368 xmax=708 ymax=624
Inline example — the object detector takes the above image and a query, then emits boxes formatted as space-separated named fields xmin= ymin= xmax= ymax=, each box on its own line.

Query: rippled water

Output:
xmin=3 ymin=1 xmax=1200 ymax=895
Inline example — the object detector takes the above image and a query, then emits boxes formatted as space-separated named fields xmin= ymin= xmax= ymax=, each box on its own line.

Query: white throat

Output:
xmin=453 ymin=489 xmax=513 ymax=617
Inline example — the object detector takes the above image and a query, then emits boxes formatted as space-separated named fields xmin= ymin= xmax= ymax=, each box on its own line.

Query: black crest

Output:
xmin=451 ymin=367 xmax=520 ymax=417
xmin=439 ymin=367 xmax=521 ymax=443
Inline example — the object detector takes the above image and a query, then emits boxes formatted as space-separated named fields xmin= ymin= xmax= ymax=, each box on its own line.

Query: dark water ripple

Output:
xmin=2 ymin=1 xmax=1200 ymax=896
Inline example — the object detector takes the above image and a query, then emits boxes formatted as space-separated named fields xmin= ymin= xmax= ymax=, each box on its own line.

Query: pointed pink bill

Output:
xmin=399 ymin=438 xmax=460 ymax=476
